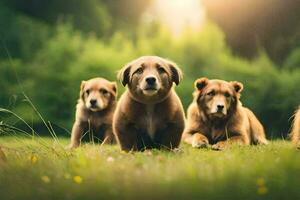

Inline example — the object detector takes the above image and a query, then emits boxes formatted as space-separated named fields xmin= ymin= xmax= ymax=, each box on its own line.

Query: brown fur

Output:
xmin=182 ymin=77 xmax=268 ymax=150
xmin=69 ymin=78 xmax=117 ymax=148
xmin=290 ymin=107 xmax=300 ymax=146
xmin=113 ymin=56 xmax=185 ymax=151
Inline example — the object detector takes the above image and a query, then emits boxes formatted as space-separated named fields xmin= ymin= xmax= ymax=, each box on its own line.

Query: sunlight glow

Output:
xmin=145 ymin=0 xmax=206 ymax=36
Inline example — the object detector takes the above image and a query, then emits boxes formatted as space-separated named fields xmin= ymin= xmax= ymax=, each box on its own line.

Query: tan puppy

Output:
xmin=290 ymin=107 xmax=300 ymax=147
xmin=69 ymin=78 xmax=117 ymax=148
xmin=183 ymin=78 xmax=268 ymax=150
xmin=113 ymin=56 xmax=185 ymax=151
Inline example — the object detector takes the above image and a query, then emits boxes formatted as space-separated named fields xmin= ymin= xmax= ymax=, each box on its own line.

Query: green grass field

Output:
xmin=0 ymin=136 xmax=299 ymax=200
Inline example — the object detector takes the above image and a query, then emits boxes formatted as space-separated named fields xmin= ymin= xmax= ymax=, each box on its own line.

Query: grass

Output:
xmin=0 ymin=136 xmax=300 ymax=200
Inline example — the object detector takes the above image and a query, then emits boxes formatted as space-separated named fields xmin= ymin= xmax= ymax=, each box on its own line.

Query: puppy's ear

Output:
xmin=195 ymin=77 xmax=209 ymax=90
xmin=168 ymin=61 xmax=183 ymax=85
xmin=117 ymin=64 xmax=131 ymax=86
xmin=230 ymin=81 xmax=243 ymax=93
xmin=80 ymin=81 xmax=86 ymax=100
xmin=110 ymin=82 xmax=118 ymax=97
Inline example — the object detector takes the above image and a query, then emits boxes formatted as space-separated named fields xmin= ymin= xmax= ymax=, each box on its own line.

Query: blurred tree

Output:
xmin=3 ymin=0 xmax=152 ymax=38
xmin=283 ymin=48 xmax=300 ymax=70
xmin=4 ymin=0 xmax=111 ymax=36
xmin=103 ymin=0 xmax=152 ymax=34
xmin=0 ymin=1 xmax=50 ymax=60
xmin=203 ymin=0 xmax=300 ymax=65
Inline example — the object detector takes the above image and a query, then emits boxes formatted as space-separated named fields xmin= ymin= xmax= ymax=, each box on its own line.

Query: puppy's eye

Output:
xmin=157 ymin=67 xmax=166 ymax=74
xmin=99 ymin=89 xmax=108 ymax=95
xmin=224 ymin=92 xmax=231 ymax=98
xmin=207 ymin=91 xmax=215 ymax=96
xmin=86 ymin=89 xmax=90 ymax=95
xmin=135 ymin=67 xmax=143 ymax=74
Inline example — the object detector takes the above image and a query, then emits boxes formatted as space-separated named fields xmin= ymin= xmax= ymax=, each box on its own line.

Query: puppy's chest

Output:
xmin=139 ymin=107 xmax=164 ymax=139
xmin=211 ymin=128 xmax=225 ymax=141
xmin=86 ymin=114 xmax=109 ymax=128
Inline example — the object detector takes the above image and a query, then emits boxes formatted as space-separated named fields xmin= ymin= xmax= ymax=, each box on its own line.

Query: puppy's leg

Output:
xmin=192 ymin=133 xmax=209 ymax=148
xmin=247 ymin=109 xmax=268 ymax=145
xmin=182 ymin=132 xmax=209 ymax=148
xmin=69 ymin=122 xmax=85 ymax=148
xmin=212 ymin=135 xmax=249 ymax=151
xmin=291 ymin=112 xmax=300 ymax=147
xmin=158 ymin=123 xmax=184 ymax=150
xmin=253 ymin=130 xmax=268 ymax=145
xmin=102 ymin=126 xmax=115 ymax=145
xmin=291 ymin=128 xmax=300 ymax=148
xmin=114 ymin=123 xmax=139 ymax=152
xmin=182 ymin=132 xmax=193 ymax=144
xmin=250 ymin=127 xmax=268 ymax=145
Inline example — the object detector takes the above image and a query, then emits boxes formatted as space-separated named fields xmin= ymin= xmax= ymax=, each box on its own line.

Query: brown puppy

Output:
xmin=290 ymin=107 xmax=300 ymax=147
xmin=69 ymin=78 xmax=117 ymax=148
xmin=113 ymin=56 xmax=185 ymax=151
xmin=183 ymin=77 xmax=268 ymax=150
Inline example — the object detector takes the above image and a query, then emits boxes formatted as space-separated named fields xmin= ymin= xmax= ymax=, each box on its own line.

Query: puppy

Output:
xmin=69 ymin=78 xmax=117 ymax=148
xmin=113 ymin=56 xmax=185 ymax=151
xmin=182 ymin=78 xmax=268 ymax=150
xmin=290 ymin=107 xmax=300 ymax=147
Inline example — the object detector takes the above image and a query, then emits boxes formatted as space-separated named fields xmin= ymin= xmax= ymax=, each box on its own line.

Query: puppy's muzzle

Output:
xmin=145 ymin=76 xmax=156 ymax=86
xmin=211 ymin=102 xmax=227 ymax=117
xmin=217 ymin=104 xmax=224 ymax=112
xmin=90 ymin=99 xmax=97 ymax=108
xmin=87 ymin=98 xmax=103 ymax=111
xmin=142 ymin=75 xmax=160 ymax=96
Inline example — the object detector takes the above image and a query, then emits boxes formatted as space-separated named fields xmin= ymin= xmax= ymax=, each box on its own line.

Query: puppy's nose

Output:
xmin=90 ymin=99 xmax=97 ymax=106
xmin=145 ymin=76 xmax=156 ymax=85
xmin=217 ymin=105 xmax=224 ymax=111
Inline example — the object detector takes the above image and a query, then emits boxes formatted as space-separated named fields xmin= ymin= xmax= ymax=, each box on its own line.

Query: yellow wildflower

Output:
xmin=30 ymin=155 xmax=38 ymax=164
xmin=120 ymin=150 xmax=127 ymax=154
xmin=73 ymin=175 xmax=83 ymax=184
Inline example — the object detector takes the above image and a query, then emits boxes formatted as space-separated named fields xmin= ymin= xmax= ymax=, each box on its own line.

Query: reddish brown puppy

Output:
xmin=69 ymin=78 xmax=117 ymax=148
xmin=182 ymin=78 xmax=268 ymax=150
xmin=113 ymin=56 xmax=185 ymax=151
xmin=290 ymin=107 xmax=300 ymax=147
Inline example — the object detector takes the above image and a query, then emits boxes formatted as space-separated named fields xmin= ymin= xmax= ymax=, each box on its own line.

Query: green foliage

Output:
xmin=0 ymin=2 xmax=50 ymax=60
xmin=283 ymin=48 xmax=300 ymax=70
xmin=4 ymin=0 xmax=112 ymax=36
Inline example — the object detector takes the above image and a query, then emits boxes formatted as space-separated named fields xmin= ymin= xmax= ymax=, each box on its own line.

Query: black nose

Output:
xmin=145 ymin=76 xmax=156 ymax=85
xmin=217 ymin=105 xmax=224 ymax=110
xmin=90 ymin=99 xmax=97 ymax=106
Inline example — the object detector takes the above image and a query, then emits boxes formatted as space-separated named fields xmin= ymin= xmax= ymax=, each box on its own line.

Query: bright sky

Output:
xmin=144 ymin=0 xmax=206 ymax=36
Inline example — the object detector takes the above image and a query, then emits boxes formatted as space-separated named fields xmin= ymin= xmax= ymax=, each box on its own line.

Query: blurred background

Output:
xmin=0 ymin=0 xmax=299 ymax=138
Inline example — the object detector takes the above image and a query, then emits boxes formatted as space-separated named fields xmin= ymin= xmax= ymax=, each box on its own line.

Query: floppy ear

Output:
xmin=230 ymin=81 xmax=243 ymax=93
xmin=117 ymin=64 xmax=131 ymax=86
xmin=168 ymin=61 xmax=183 ymax=85
xmin=80 ymin=81 xmax=86 ymax=100
xmin=195 ymin=77 xmax=209 ymax=90
xmin=110 ymin=82 xmax=118 ymax=97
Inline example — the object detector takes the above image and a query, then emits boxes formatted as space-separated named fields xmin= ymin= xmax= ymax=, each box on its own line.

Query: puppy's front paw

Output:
xmin=257 ymin=138 xmax=268 ymax=145
xmin=212 ymin=141 xmax=226 ymax=151
xmin=192 ymin=137 xmax=208 ymax=148
xmin=66 ymin=143 xmax=79 ymax=150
